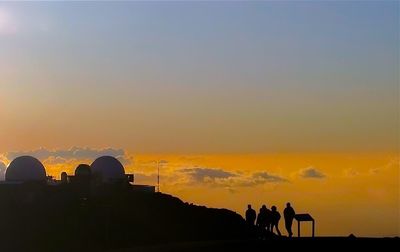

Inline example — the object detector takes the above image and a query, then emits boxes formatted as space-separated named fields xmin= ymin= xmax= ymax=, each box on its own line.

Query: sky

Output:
xmin=0 ymin=1 xmax=399 ymax=237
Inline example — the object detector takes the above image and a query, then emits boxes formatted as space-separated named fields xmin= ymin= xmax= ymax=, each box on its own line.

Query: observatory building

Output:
xmin=75 ymin=163 xmax=91 ymax=178
xmin=5 ymin=156 xmax=47 ymax=183
xmin=91 ymin=156 xmax=129 ymax=183
xmin=0 ymin=155 xmax=155 ymax=194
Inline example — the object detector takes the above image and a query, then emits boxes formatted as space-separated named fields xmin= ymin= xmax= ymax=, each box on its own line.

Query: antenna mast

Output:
xmin=157 ymin=161 xmax=160 ymax=193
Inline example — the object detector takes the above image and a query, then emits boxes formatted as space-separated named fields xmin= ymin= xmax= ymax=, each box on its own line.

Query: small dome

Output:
xmin=75 ymin=164 xmax=91 ymax=177
xmin=90 ymin=156 xmax=125 ymax=183
xmin=5 ymin=156 xmax=46 ymax=182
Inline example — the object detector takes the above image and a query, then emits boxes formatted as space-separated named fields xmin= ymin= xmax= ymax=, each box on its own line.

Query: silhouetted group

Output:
xmin=246 ymin=202 xmax=296 ymax=238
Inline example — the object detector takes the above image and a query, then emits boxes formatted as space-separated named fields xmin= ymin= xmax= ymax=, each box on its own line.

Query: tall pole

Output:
xmin=157 ymin=161 xmax=160 ymax=193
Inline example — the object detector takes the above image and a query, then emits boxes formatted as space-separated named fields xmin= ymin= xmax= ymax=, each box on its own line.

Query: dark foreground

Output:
xmin=1 ymin=183 xmax=397 ymax=252
xmin=114 ymin=237 xmax=399 ymax=252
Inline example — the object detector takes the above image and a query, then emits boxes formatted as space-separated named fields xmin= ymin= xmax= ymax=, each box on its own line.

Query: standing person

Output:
xmin=256 ymin=205 xmax=268 ymax=239
xmin=284 ymin=202 xmax=296 ymax=237
xmin=271 ymin=206 xmax=281 ymax=236
xmin=265 ymin=206 xmax=272 ymax=232
xmin=245 ymin=204 xmax=256 ymax=226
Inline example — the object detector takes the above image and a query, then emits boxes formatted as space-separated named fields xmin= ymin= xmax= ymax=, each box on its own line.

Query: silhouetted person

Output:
xmin=256 ymin=205 xmax=270 ymax=238
xmin=245 ymin=204 xmax=256 ymax=226
xmin=265 ymin=206 xmax=272 ymax=232
xmin=271 ymin=206 xmax=281 ymax=236
xmin=284 ymin=202 xmax=296 ymax=237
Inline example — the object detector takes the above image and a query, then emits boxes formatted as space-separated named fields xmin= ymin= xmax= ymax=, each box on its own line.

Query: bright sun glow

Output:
xmin=0 ymin=7 xmax=16 ymax=34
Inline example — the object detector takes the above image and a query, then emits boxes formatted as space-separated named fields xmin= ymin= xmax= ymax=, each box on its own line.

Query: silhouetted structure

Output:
xmin=5 ymin=156 xmax=46 ymax=182
xmin=245 ymin=204 xmax=256 ymax=226
xmin=61 ymin=171 xmax=68 ymax=184
xmin=294 ymin=213 xmax=315 ymax=237
xmin=284 ymin=202 xmax=296 ymax=237
xmin=271 ymin=206 xmax=281 ymax=236
xmin=90 ymin=156 xmax=131 ymax=184
xmin=0 ymin=155 xmax=246 ymax=251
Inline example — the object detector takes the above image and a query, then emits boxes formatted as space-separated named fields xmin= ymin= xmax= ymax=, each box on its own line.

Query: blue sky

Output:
xmin=0 ymin=2 xmax=399 ymax=237
xmin=0 ymin=1 xmax=398 ymax=152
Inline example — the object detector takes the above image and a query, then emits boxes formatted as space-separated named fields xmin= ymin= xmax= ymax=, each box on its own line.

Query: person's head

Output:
xmin=286 ymin=202 xmax=291 ymax=207
xmin=271 ymin=206 xmax=277 ymax=211
xmin=262 ymin=204 xmax=266 ymax=209
xmin=248 ymin=204 xmax=251 ymax=209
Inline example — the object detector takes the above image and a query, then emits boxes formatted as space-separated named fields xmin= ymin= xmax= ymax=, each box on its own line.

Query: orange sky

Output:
xmin=1 ymin=151 xmax=398 ymax=237
xmin=0 ymin=1 xmax=398 ymax=238
xmin=129 ymin=153 xmax=399 ymax=237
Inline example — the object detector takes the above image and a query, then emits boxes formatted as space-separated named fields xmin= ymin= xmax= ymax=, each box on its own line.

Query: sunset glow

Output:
xmin=0 ymin=1 xmax=398 ymax=238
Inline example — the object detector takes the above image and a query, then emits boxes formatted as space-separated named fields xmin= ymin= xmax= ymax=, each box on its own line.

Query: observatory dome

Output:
xmin=75 ymin=164 xmax=91 ymax=177
xmin=5 ymin=156 xmax=47 ymax=182
xmin=90 ymin=156 xmax=126 ymax=183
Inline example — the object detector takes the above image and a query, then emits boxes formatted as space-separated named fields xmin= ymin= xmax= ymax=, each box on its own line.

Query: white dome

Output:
xmin=90 ymin=156 xmax=125 ymax=183
xmin=5 ymin=156 xmax=46 ymax=182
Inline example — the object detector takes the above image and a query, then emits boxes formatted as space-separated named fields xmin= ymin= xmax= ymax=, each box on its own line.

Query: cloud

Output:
xmin=5 ymin=147 xmax=131 ymax=165
xmin=252 ymin=172 xmax=288 ymax=183
xmin=369 ymin=157 xmax=399 ymax=175
xmin=232 ymin=172 xmax=287 ymax=187
xmin=343 ymin=168 xmax=359 ymax=177
xmin=181 ymin=167 xmax=237 ymax=183
xmin=178 ymin=167 xmax=287 ymax=188
xmin=0 ymin=161 xmax=6 ymax=181
xmin=133 ymin=172 xmax=158 ymax=185
xmin=42 ymin=156 xmax=68 ymax=165
xmin=299 ymin=167 xmax=326 ymax=179
xmin=342 ymin=158 xmax=399 ymax=177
